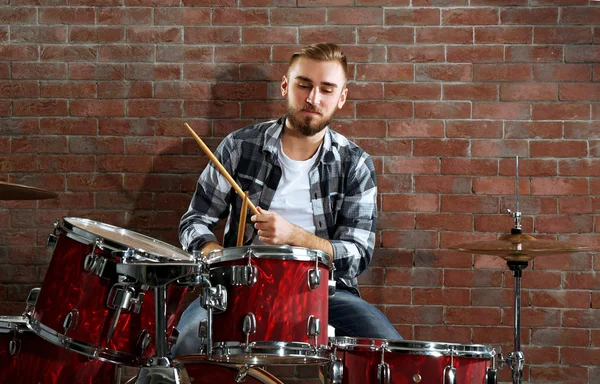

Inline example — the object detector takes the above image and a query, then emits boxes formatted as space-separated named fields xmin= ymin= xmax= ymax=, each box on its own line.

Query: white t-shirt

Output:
xmin=252 ymin=141 xmax=320 ymax=244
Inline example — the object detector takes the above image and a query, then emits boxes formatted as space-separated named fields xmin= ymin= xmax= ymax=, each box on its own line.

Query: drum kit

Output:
xmin=0 ymin=155 xmax=593 ymax=384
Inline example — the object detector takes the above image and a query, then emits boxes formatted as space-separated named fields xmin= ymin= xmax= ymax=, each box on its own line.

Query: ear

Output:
xmin=281 ymin=75 xmax=288 ymax=98
xmin=337 ymin=87 xmax=348 ymax=109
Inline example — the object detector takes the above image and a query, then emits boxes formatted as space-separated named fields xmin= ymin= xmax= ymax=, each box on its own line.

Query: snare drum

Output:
xmin=26 ymin=217 xmax=195 ymax=366
xmin=175 ymin=355 xmax=283 ymax=383
xmin=326 ymin=337 xmax=494 ymax=384
xmin=0 ymin=316 xmax=116 ymax=384
xmin=205 ymin=246 xmax=333 ymax=364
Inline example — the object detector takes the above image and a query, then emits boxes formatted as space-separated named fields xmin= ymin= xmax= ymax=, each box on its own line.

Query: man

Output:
xmin=172 ymin=43 xmax=401 ymax=357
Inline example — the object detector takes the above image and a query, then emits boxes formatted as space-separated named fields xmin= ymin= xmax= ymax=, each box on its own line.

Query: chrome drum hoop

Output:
xmin=209 ymin=341 xmax=331 ymax=365
xmin=206 ymin=245 xmax=333 ymax=271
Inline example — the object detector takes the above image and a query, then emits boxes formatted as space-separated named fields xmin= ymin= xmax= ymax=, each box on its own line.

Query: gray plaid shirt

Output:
xmin=179 ymin=116 xmax=377 ymax=292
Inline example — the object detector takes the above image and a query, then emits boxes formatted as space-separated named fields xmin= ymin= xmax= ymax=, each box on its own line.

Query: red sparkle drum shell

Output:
xmin=174 ymin=355 xmax=283 ymax=384
xmin=0 ymin=316 xmax=117 ymax=384
xmin=330 ymin=337 xmax=494 ymax=384
xmin=28 ymin=217 xmax=191 ymax=365
xmin=206 ymin=246 xmax=333 ymax=364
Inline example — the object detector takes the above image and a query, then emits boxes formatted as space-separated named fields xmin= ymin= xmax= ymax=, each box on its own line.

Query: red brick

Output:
xmin=344 ymin=83 xmax=383 ymax=101
xmin=471 ymin=288 xmax=514 ymax=306
xmin=0 ymin=265 xmax=38 ymax=283
xmin=443 ymin=84 xmax=497 ymax=100
xmin=501 ymin=7 xmax=558 ymax=24
xmin=561 ymin=6 xmax=600 ymax=24
xmin=446 ymin=120 xmax=502 ymax=138
xmin=532 ymin=102 xmax=590 ymax=120
xmin=500 ymin=83 xmax=557 ymax=101
xmin=562 ymin=348 xmax=600 ymax=365
xmin=565 ymin=122 xmax=600 ymax=139
xmin=240 ymin=101 xmax=285 ymax=119
xmin=357 ymin=27 xmax=413 ymax=44
xmin=414 ymin=139 xmax=469 ymax=156
xmin=69 ymin=63 xmax=125 ymax=80
xmin=530 ymin=366 xmax=588 ymax=384
xmin=10 ymin=174 xmax=65 ymax=191
xmin=558 ymin=196 xmax=596 ymax=215
xmin=213 ymin=8 xmax=268 ymax=25
xmin=126 ymin=63 xmax=181 ymax=80
xmin=98 ymin=81 xmax=152 ymax=99
xmin=560 ymin=159 xmax=600 ymax=177
xmin=242 ymin=27 xmax=297 ymax=44
xmin=40 ymin=82 xmax=96 ymax=98
xmin=271 ymin=8 xmax=325 ymax=25
xmin=447 ymin=45 xmax=504 ymax=63
xmin=0 ymin=118 xmax=39 ymax=135
xmin=0 ymin=81 xmax=38 ymax=98
xmin=128 ymin=100 xmax=182 ymax=118
xmin=381 ymin=230 xmax=438 ymax=248
xmin=564 ymin=309 xmax=600 ymax=328
xmin=506 ymin=45 xmax=562 ymax=63
xmin=12 ymin=63 xmax=67 ymax=80
xmin=39 ymin=8 xmax=95 ymax=24
xmin=13 ymin=100 xmax=68 ymax=117
xmin=0 ymin=155 xmax=37 ymax=171
xmin=186 ymin=100 xmax=240 ymax=118
xmin=445 ymin=270 xmax=503 ymax=288
xmin=376 ymin=212 xmax=414 ymax=230
xmin=215 ymin=46 xmax=270 ymax=63
xmin=472 ymin=102 xmax=530 ymax=119
xmin=125 ymin=174 xmax=183 ymax=192
xmin=97 ymin=155 xmax=153 ymax=173
xmin=376 ymin=176 xmax=412 ymax=194
xmin=412 ymin=0 xmax=466 ymax=4
xmin=41 ymin=118 xmax=96 ymax=135
xmin=535 ymin=253 xmax=592 ymax=272
xmin=415 ymin=249 xmax=472 ymax=268
xmin=504 ymin=307 xmax=561 ymax=327
xmin=98 ymin=8 xmax=153 ymax=25
xmin=416 ymin=64 xmax=471 ymax=82
xmin=416 ymin=213 xmax=472 ymax=231
xmin=388 ymin=46 xmax=445 ymax=63
xmin=357 ymin=101 xmax=412 ymax=119
xmin=531 ymin=178 xmax=588 ymax=195
xmin=413 ymin=288 xmax=469 ymax=306
xmin=499 ymin=196 xmax=558 ymax=215
xmin=535 ymin=26 xmax=592 ymax=44
xmin=538 ymin=215 xmax=594 ymax=233
xmin=182 ymin=0 xmax=235 ymax=5
xmin=357 ymin=64 xmax=413 ymax=82
xmin=560 ymin=84 xmax=600 ymax=101
xmin=442 ymin=158 xmax=498 ymax=176
xmin=185 ymin=27 xmax=240 ymax=44
xmin=40 ymin=155 xmax=94 ymax=172
xmin=332 ymin=119 xmax=386 ymax=138
xmin=99 ymin=45 xmax=155 ymax=62
xmin=475 ymin=214 xmax=533 ymax=233
xmin=386 ymin=305 xmax=444 ymax=325
xmin=328 ymin=7 xmax=382 ymax=24
xmin=472 ymin=327 xmax=513 ymax=345
xmin=474 ymin=64 xmax=532 ymax=81
xmin=40 ymin=45 xmax=97 ymax=62
xmin=475 ymin=26 xmax=532 ymax=44
xmin=416 ymin=27 xmax=473 ymax=44
xmin=566 ymin=46 xmax=600 ymax=63
xmin=361 ymin=286 xmax=411 ymax=305
xmin=388 ymin=120 xmax=444 ymax=138
xmin=11 ymin=26 xmax=67 ymax=43
xmin=127 ymin=27 xmax=182 ymax=43
xmin=0 ymin=8 xmax=36 ymax=24
xmin=0 ymin=63 xmax=7 ymax=79
xmin=472 ymin=177 xmax=529 ymax=195
xmin=153 ymin=82 xmax=208 ymax=100
xmin=440 ymin=195 xmax=499 ymax=213
xmin=125 ymin=137 xmax=180 ymax=156
xmin=12 ymin=136 xmax=67 ymax=154
xmin=382 ymin=194 xmax=439 ymax=212
xmin=69 ymin=26 xmax=124 ymax=43
xmin=0 ymin=45 xmax=38 ymax=61
xmin=155 ymin=8 xmax=210 ymax=25
xmin=383 ymin=157 xmax=440 ymax=174
xmin=71 ymin=100 xmax=125 ymax=117
xmin=0 ymin=101 xmax=9 ymax=116
xmin=125 ymin=0 xmax=178 ymax=5
xmin=414 ymin=326 xmax=471 ymax=344
xmin=415 ymin=102 xmax=470 ymax=119
xmin=414 ymin=176 xmax=471 ymax=194
xmin=337 ymin=45 xmax=387 ymax=63
xmin=565 ymin=272 xmax=600 ymax=290
xmin=299 ymin=27 xmax=356 ymax=44
xmin=385 ymin=8 xmax=440 ymax=25
xmin=442 ymin=8 xmax=498 ymax=25
xmin=69 ymin=137 xmax=124 ymax=155
xmin=471 ymin=0 xmax=527 ymax=4
xmin=67 ymin=174 xmax=123 ymax=191
xmin=504 ymin=122 xmax=562 ymax=139
xmin=353 ymin=139 xmax=411 ymax=156
xmin=240 ymin=63 xmax=287 ymax=81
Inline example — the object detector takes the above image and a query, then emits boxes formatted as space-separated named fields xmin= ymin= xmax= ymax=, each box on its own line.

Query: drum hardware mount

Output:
xmin=62 ymin=309 xmax=79 ymax=333
xmin=412 ymin=374 xmax=422 ymax=383
xmin=306 ymin=315 xmax=321 ymax=348
xmin=235 ymin=365 xmax=251 ymax=383
xmin=377 ymin=341 xmax=391 ymax=384
xmin=25 ymin=287 xmax=41 ymax=313
xmin=486 ymin=349 xmax=499 ymax=384
xmin=442 ymin=347 xmax=456 ymax=384
xmin=243 ymin=313 xmax=257 ymax=352
xmin=136 ymin=329 xmax=152 ymax=355
xmin=106 ymin=284 xmax=145 ymax=342
xmin=308 ymin=254 xmax=321 ymax=290
xmin=197 ymin=319 xmax=208 ymax=354
xmin=9 ymin=331 xmax=21 ymax=357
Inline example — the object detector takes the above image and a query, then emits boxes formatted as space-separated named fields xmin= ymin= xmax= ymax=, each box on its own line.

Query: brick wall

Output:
xmin=1 ymin=1 xmax=600 ymax=383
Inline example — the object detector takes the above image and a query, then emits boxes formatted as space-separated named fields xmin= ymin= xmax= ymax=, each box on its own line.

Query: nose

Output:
xmin=306 ymin=87 xmax=321 ymax=106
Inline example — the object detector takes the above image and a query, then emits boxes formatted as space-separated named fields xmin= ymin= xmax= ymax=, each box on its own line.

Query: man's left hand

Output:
xmin=251 ymin=207 xmax=299 ymax=245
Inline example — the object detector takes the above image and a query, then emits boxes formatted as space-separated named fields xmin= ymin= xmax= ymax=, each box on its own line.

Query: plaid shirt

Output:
xmin=179 ymin=116 xmax=377 ymax=292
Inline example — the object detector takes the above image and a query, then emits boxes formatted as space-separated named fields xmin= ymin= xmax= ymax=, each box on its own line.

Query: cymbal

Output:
xmin=450 ymin=233 xmax=592 ymax=262
xmin=0 ymin=181 xmax=58 ymax=201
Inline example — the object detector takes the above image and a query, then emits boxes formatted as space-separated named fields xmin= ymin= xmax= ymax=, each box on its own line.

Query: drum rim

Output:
xmin=331 ymin=336 xmax=494 ymax=358
xmin=206 ymin=245 xmax=333 ymax=269
xmin=174 ymin=355 xmax=284 ymax=383
xmin=0 ymin=315 xmax=28 ymax=333
xmin=210 ymin=341 xmax=331 ymax=364
xmin=61 ymin=217 xmax=193 ymax=263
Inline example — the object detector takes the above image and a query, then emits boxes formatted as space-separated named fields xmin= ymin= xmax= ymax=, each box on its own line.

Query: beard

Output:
xmin=285 ymin=102 xmax=335 ymax=137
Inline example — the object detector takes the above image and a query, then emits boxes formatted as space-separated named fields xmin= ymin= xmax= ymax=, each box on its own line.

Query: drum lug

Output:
xmin=243 ymin=312 xmax=257 ymax=349
xmin=306 ymin=315 xmax=321 ymax=347
xmin=443 ymin=348 xmax=457 ymax=384
xmin=235 ymin=365 xmax=250 ymax=383
xmin=201 ymin=285 xmax=227 ymax=313
xmin=377 ymin=362 xmax=391 ymax=384
xmin=63 ymin=309 xmax=79 ymax=332
xmin=232 ymin=265 xmax=258 ymax=287
xmin=197 ymin=319 xmax=208 ymax=353
xmin=25 ymin=287 xmax=41 ymax=313
xmin=84 ymin=252 xmax=108 ymax=277
xmin=136 ymin=329 xmax=151 ymax=354
xmin=328 ymin=279 xmax=336 ymax=297
xmin=9 ymin=337 xmax=21 ymax=357
xmin=412 ymin=374 xmax=422 ymax=383
xmin=308 ymin=269 xmax=321 ymax=290
xmin=328 ymin=359 xmax=344 ymax=384
xmin=46 ymin=233 xmax=58 ymax=251
xmin=106 ymin=284 xmax=140 ymax=342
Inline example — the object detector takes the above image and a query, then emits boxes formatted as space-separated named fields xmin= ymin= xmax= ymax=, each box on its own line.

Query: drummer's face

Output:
xmin=282 ymin=57 xmax=348 ymax=137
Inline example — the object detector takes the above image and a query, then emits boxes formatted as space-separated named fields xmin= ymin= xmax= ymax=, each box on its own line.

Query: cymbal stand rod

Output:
xmin=515 ymin=156 xmax=519 ymax=216
xmin=507 ymin=156 xmax=522 ymax=234
xmin=154 ymin=285 xmax=168 ymax=358
xmin=507 ymin=261 xmax=527 ymax=384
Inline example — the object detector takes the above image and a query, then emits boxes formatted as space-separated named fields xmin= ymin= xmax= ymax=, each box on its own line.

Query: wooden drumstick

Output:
xmin=237 ymin=191 xmax=249 ymax=247
xmin=184 ymin=122 xmax=259 ymax=215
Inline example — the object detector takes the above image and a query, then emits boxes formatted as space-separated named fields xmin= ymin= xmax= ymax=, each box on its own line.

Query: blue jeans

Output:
xmin=171 ymin=289 xmax=401 ymax=357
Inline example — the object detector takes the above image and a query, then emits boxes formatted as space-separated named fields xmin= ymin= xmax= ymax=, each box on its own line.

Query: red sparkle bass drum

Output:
xmin=26 ymin=217 xmax=195 ymax=366
xmin=205 ymin=246 xmax=333 ymax=365
xmin=0 ymin=316 xmax=117 ymax=384
xmin=325 ymin=337 xmax=495 ymax=384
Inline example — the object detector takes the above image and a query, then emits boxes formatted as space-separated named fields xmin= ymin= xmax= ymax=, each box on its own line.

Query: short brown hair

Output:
xmin=289 ymin=43 xmax=348 ymax=77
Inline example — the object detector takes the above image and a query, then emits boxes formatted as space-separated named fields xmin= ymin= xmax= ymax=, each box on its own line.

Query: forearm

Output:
xmin=290 ymin=225 xmax=334 ymax=258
